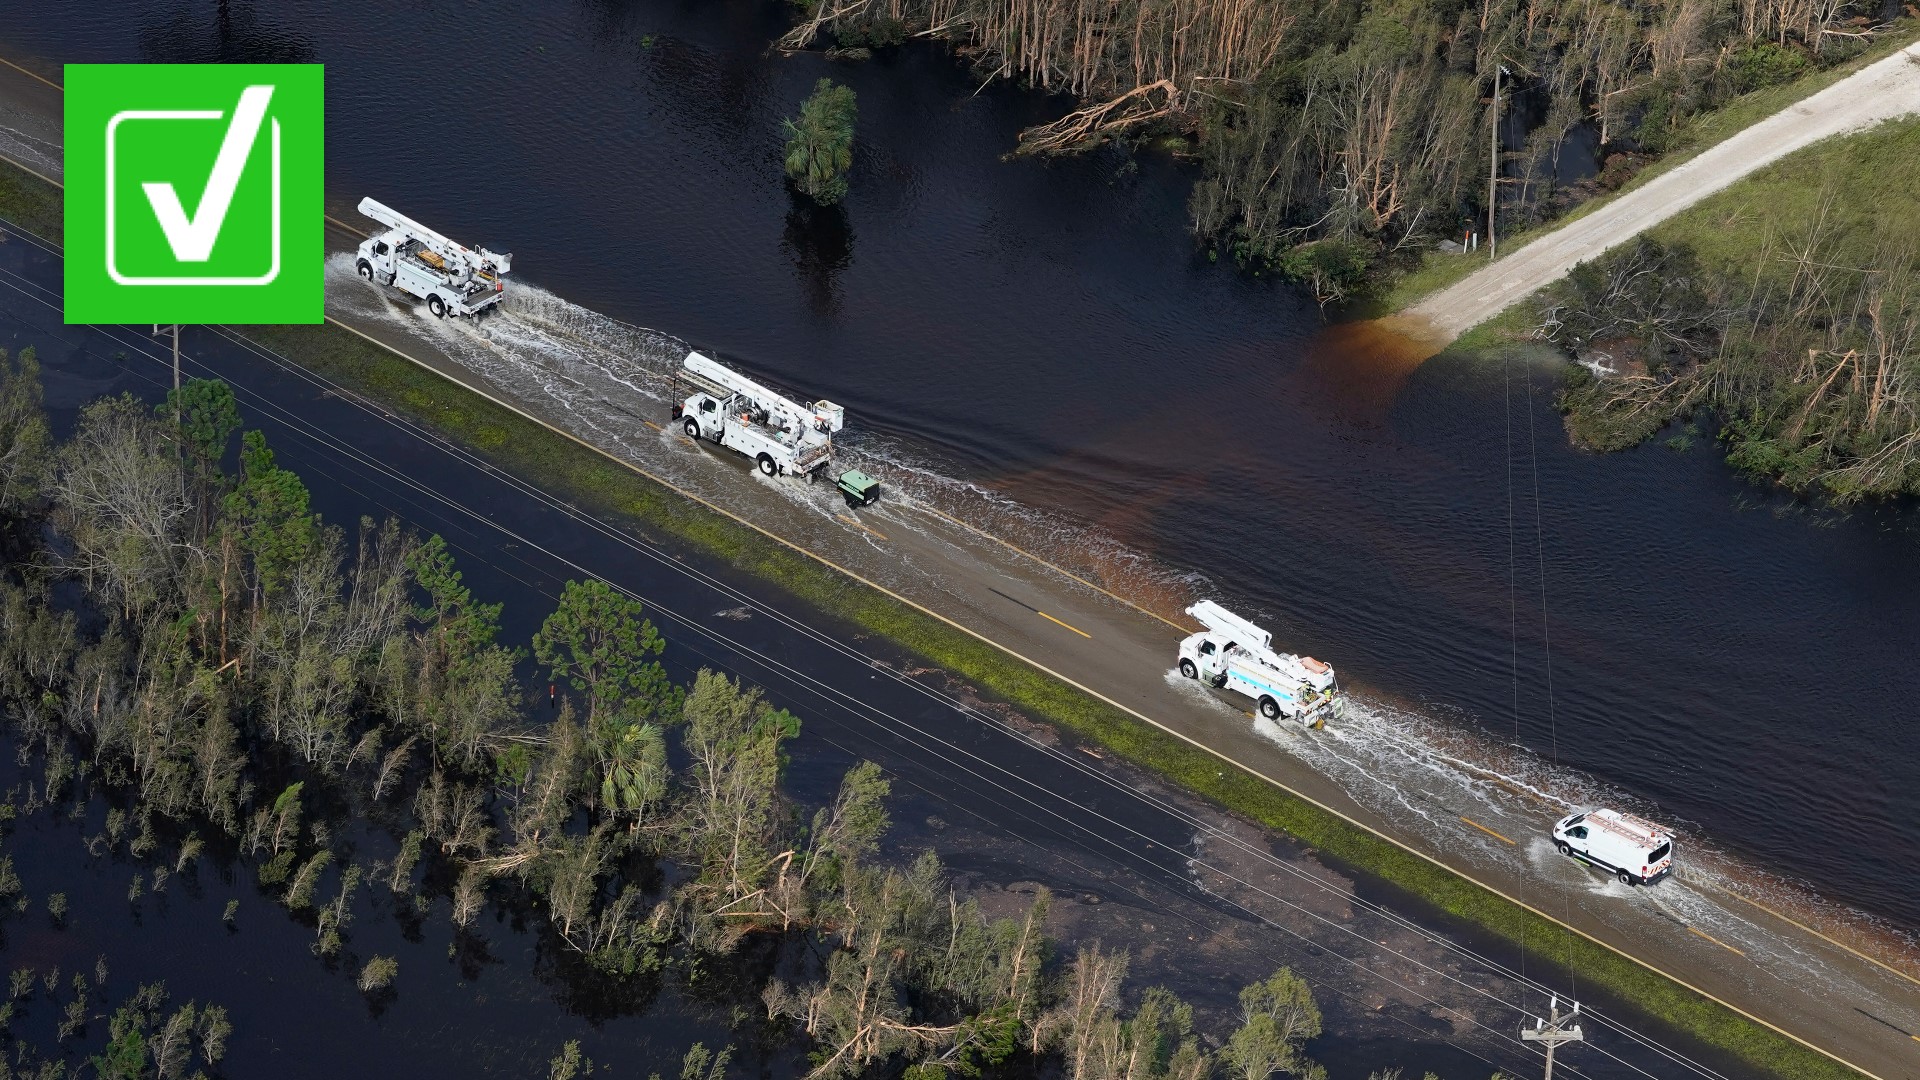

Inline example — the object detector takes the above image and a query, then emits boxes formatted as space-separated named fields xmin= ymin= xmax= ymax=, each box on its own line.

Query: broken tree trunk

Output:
xmin=1013 ymin=79 xmax=1182 ymax=155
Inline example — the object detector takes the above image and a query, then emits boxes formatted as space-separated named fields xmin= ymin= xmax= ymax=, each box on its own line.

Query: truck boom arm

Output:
xmin=683 ymin=351 xmax=840 ymax=434
xmin=358 ymin=197 xmax=512 ymax=281
xmin=1187 ymin=601 xmax=1273 ymax=652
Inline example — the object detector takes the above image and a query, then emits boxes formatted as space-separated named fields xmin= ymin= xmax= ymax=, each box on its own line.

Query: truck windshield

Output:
xmin=1647 ymin=842 xmax=1671 ymax=863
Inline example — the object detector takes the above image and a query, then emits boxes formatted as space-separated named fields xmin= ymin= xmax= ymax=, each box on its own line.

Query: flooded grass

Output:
xmin=0 ymin=158 xmax=1868 ymax=1080
xmin=0 ymin=160 xmax=58 ymax=242
xmin=255 ymin=304 xmax=1859 ymax=1080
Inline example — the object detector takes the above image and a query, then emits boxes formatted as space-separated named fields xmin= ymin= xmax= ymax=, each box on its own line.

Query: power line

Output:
xmin=0 ymin=232 xmax=1733 ymax=1077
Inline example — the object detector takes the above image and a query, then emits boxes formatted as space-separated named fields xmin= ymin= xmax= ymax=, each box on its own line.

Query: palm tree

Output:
xmin=783 ymin=79 xmax=858 ymax=205
xmin=598 ymin=720 xmax=668 ymax=826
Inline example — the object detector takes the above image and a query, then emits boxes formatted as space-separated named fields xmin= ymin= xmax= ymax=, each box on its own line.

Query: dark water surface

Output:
xmin=4 ymin=0 xmax=1917 ymax=938
xmin=0 ymin=233 xmax=1719 ymax=1080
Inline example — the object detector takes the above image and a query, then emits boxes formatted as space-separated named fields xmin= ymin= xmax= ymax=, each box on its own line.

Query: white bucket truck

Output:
xmin=1552 ymin=809 xmax=1674 ymax=887
xmin=1176 ymin=600 xmax=1344 ymax=729
xmin=673 ymin=351 xmax=845 ymax=482
xmin=354 ymin=197 xmax=511 ymax=318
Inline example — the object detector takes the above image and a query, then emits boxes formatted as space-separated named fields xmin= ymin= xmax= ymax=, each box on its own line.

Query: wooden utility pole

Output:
xmin=154 ymin=324 xmax=182 ymax=422
xmin=1520 ymin=996 xmax=1585 ymax=1080
xmin=1489 ymin=63 xmax=1508 ymax=259
xmin=153 ymin=324 xmax=181 ymax=391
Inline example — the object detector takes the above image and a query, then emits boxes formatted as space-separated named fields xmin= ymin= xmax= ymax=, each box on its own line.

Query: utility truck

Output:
xmin=1552 ymin=809 xmax=1674 ymax=887
xmin=673 ymin=351 xmax=853 ymax=485
xmin=354 ymin=198 xmax=512 ymax=318
xmin=1176 ymin=600 xmax=1344 ymax=729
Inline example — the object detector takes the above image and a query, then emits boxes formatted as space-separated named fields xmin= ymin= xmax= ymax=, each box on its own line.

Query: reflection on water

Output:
xmin=2 ymin=0 xmax=1917 ymax=940
xmin=781 ymin=195 xmax=854 ymax=318
xmin=135 ymin=0 xmax=317 ymax=65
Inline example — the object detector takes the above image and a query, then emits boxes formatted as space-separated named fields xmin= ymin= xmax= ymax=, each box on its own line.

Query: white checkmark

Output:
xmin=141 ymin=84 xmax=273 ymax=263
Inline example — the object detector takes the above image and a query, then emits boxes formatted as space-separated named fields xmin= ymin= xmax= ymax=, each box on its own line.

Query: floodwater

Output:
xmin=0 ymin=230 xmax=1736 ymax=1077
xmin=3 ymin=0 xmax=1917 ymax=992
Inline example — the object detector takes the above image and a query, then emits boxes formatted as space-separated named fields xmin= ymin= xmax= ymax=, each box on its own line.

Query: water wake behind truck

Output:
xmin=1177 ymin=600 xmax=1345 ymax=729
xmin=672 ymin=351 xmax=876 ymax=506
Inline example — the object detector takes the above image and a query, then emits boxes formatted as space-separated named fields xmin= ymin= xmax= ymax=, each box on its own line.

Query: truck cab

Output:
xmin=1553 ymin=809 xmax=1674 ymax=887
xmin=353 ymin=198 xmax=510 ymax=319
xmin=1176 ymin=601 xmax=1345 ymax=729
xmin=672 ymin=352 xmax=842 ymax=482
xmin=357 ymin=230 xmax=506 ymax=318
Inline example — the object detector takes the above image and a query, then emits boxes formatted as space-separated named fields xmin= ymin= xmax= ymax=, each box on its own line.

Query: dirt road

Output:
xmin=4 ymin=51 xmax=1920 ymax=1078
xmin=1401 ymin=42 xmax=1920 ymax=343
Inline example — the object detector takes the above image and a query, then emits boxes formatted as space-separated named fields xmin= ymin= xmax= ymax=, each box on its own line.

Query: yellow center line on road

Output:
xmin=909 ymin=502 xmax=1190 ymax=634
xmin=836 ymin=515 xmax=888 ymax=541
xmin=0 ymin=56 xmax=61 ymax=91
xmin=640 ymin=419 xmax=662 ymax=432
xmin=1037 ymin=610 xmax=1091 ymax=638
xmin=325 ymin=214 xmax=370 ymax=238
xmin=1696 ymin=878 xmax=1920 ymax=990
xmin=1687 ymin=925 xmax=1747 ymax=957
xmin=1 ymin=135 xmax=1885 ymax=1080
xmin=0 ymin=149 xmax=59 ymax=190
xmin=304 ymin=297 xmax=1887 ymax=1080
xmin=1459 ymin=816 xmax=1517 ymax=845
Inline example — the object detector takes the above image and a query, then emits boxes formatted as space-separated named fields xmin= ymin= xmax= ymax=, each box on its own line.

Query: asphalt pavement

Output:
xmin=2 ymin=45 xmax=1918 ymax=1076
xmin=0 ymin=213 xmax=1718 ymax=1080
xmin=1400 ymin=41 xmax=1920 ymax=342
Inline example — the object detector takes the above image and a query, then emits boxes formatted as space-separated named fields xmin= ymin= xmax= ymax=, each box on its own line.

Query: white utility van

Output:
xmin=1552 ymin=809 xmax=1674 ymax=886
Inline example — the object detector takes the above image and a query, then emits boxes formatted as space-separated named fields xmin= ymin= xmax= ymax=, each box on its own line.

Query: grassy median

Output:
xmin=0 ymin=159 xmax=1862 ymax=1080
xmin=259 ymin=316 xmax=1863 ymax=1080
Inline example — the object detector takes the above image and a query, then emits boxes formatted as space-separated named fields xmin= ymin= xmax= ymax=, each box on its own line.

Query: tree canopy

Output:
xmin=783 ymin=78 xmax=858 ymax=206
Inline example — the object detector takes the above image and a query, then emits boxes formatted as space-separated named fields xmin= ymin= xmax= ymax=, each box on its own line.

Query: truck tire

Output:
xmin=1616 ymin=870 xmax=1635 ymax=887
xmin=1258 ymin=696 xmax=1281 ymax=720
xmin=1555 ymin=841 xmax=1572 ymax=857
xmin=757 ymin=454 xmax=777 ymax=477
xmin=427 ymin=295 xmax=447 ymax=319
xmin=1179 ymin=659 xmax=1198 ymax=680
xmin=684 ymin=417 xmax=701 ymax=440
xmin=356 ymin=260 xmax=373 ymax=281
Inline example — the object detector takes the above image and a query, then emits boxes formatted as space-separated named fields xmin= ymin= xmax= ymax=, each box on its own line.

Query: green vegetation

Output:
xmin=1375 ymin=22 xmax=1918 ymax=313
xmin=549 ymin=1041 xmax=593 ymax=1080
xmin=0 ymin=159 xmax=60 ymax=242
xmin=785 ymin=0 xmax=1909 ymax=302
xmin=232 ymin=318 xmax=1853 ymax=1077
xmin=783 ymin=79 xmax=858 ymax=206
xmin=0 ymin=353 xmax=1458 ymax=1078
xmin=0 ymin=159 xmax=1861 ymax=1077
xmin=1540 ymin=116 xmax=1920 ymax=500
xmin=23 ymin=977 xmax=236 ymax=1080
xmin=357 ymin=955 xmax=398 ymax=993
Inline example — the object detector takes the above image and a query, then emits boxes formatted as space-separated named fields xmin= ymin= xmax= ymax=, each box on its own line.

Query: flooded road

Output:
xmin=3 ymin=0 xmax=1916 ymax=938
xmin=0 ymin=233 xmax=1742 ymax=1078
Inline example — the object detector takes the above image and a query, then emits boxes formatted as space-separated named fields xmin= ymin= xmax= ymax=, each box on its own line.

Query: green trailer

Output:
xmin=835 ymin=469 xmax=880 ymax=508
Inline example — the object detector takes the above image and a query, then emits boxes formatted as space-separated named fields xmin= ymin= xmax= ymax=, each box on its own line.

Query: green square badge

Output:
xmin=64 ymin=64 xmax=323 ymax=324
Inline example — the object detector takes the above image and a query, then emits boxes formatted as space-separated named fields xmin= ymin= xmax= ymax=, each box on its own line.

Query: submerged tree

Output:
xmin=1223 ymin=966 xmax=1323 ymax=1080
xmin=0 ymin=347 xmax=50 ymax=528
xmin=533 ymin=578 xmax=678 ymax=728
xmin=161 ymin=377 xmax=241 ymax=481
xmin=2 ymin=370 xmax=1402 ymax=1080
xmin=783 ymin=79 xmax=858 ymax=206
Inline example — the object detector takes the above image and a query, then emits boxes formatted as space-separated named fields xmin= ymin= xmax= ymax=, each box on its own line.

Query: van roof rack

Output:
xmin=1590 ymin=808 xmax=1671 ymax=844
